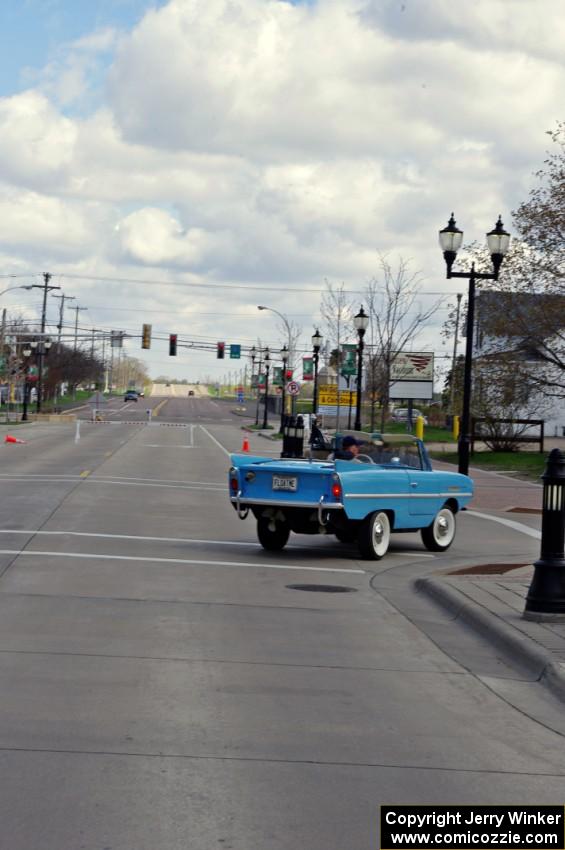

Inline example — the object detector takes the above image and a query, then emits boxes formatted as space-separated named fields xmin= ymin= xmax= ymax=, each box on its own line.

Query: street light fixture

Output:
xmin=257 ymin=304 xmax=295 ymax=410
xmin=262 ymin=347 xmax=271 ymax=430
xmin=0 ymin=284 xmax=34 ymax=298
xmin=311 ymin=328 xmax=323 ymax=415
xmin=439 ymin=213 xmax=511 ymax=476
xmin=353 ymin=307 xmax=369 ymax=432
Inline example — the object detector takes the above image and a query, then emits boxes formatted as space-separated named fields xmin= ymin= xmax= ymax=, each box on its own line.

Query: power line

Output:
xmin=56 ymin=271 xmax=465 ymax=297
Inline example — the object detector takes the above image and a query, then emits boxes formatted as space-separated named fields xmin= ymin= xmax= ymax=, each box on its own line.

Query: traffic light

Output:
xmin=141 ymin=323 xmax=152 ymax=349
xmin=217 ymin=342 xmax=225 ymax=359
xmin=169 ymin=334 xmax=177 ymax=356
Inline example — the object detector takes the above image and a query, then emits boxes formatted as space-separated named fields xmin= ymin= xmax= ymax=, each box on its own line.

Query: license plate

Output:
xmin=272 ymin=475 xmax=298 ymax=492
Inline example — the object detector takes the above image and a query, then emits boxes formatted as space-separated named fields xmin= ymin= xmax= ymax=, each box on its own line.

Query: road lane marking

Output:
xmin=0 ymin=549 xmax=365 ymax=574
xmin=0 ymin=477 xmax=224 ymax=492
xmin=0 ymin=530 xmax=260 ymax=545
xmin=0 ymin=474 xmax=223 ymax=486
xmin=0 ymin=530 xmax=435 ymax=558
xmin=142 ymin=445 xmax=195 ymax=449
xmin=86 ymin=480 xmax=223 ymax=491
xmin=80 ymin=470 xmax=90 ymax=478
xmin=199 ymin=425 xmax=231 ymax=457
xmin=467 ymin=510 xmax=541 ymax=540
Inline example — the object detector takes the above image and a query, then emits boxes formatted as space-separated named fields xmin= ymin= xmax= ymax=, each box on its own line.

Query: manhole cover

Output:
xmin=286 ymin=584 xmax=357 ymax=593
xmin=447 ymin=563 xmax=530 ymax=576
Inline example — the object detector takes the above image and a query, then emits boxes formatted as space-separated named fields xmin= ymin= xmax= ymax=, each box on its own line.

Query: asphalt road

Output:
xmin=0 ymin=395 xmax=563 ymax=850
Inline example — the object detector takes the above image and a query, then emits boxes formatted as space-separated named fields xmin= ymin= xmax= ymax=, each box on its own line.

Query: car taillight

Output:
xmin=229 ymin=467 xmax=238 ymax=493
xmin=331 ymin=475 xmax=342 ymax=500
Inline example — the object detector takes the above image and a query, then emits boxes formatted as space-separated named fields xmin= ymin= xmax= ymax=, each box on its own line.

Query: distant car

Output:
xmin=138 ymin=390 xmax=145 ymax=398
xmin=124 ymin=390 xmax=138 ymax=402
xmin=188 ymin=390 xmax=195 ymax=396
xmin=391 ymin=408 xmax=427 ymax=425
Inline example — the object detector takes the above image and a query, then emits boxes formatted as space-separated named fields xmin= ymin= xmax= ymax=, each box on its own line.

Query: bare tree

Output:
xmin=320 ymin=281 xmax=352 ymax=363
xmin=365 ymin=256 xmax=441 ymax=431
xmin=472 ymin=353 xmax=551 ymax=451
xmin=460 ymin=125 xmax=565 ymax=404
xmin=320 ymin=280 xmax=353 ymax=427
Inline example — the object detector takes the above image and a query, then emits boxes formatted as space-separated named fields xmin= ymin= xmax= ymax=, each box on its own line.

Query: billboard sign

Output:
xmin=391 ymin=352 xmax=433 ymax=381
xmin=389 ymin=352 xmax=434 ymax=400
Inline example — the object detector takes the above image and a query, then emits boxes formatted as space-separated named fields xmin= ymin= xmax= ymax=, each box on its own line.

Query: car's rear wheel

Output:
xmin=257 ymin=516 xmax=290 ymax=551
xmin=421 ymin=507 xmax=456 ymax=552
xmin=358 ymin=511 xmax=390 ymax=560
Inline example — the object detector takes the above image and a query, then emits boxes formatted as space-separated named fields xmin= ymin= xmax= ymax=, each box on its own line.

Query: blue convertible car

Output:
xmin=228 ymin=434 xmax=473 ymax=560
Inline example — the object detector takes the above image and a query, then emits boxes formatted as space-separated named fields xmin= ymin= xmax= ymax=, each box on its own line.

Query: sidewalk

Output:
xmin=418 ymin=460 xmax=565 ymax=701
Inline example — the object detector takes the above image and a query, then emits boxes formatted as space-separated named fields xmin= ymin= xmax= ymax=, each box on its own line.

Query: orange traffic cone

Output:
xmin=242 ymin=437 xmax=250 ymax=452
xmin=5 ymin=434 xmax=26 ymax=444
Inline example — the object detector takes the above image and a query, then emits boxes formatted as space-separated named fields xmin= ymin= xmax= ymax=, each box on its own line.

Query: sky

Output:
xmin=0 ymin=0 xmax=564 ymax=385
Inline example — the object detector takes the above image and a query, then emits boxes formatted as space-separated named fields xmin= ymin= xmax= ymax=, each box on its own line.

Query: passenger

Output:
xmin=332 ymin=435 xmax=362 ymax=460
xmin=309 ymin=417 xmax=327 ymax=451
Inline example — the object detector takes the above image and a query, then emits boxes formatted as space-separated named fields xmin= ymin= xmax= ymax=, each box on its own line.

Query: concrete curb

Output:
xmin=415 ymin=575 xmax=565 ymax=703
xmin=240 ymin=425 xmax=279 ymax=440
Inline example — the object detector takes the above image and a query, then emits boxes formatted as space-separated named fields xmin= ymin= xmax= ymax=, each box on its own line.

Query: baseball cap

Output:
xmin=342 ymin=435 xmax=362 ymax=449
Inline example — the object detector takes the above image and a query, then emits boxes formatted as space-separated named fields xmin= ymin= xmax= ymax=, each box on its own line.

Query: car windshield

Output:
xmin=337 ymin=432 xmax=424 ymax=470
xmin=369 ymin=434 xmax=423 ymax=469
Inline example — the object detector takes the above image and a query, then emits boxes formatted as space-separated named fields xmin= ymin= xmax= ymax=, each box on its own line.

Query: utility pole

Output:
xmin=73 ymin=305 xmax=88 ymax=351
xmin=52 ymin=293 xmax=76 ymax=343
xmin=31 ymin=272 xmax=61 ymax=413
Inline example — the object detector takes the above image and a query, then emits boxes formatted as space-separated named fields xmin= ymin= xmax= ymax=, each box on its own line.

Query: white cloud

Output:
xmin=0 ymin=0 xmax=563 ymax=380
xmin=0 ymin=91 xmax=77 ymax=188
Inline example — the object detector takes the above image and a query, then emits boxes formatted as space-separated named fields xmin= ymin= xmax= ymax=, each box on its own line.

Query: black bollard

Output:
xmin=281 ymin=414 xmax=295 ymax=458
xmin=524 ymin=449 xmax=565 ymax=617
xmin=295 ymin=415 xmax=304 ymax=458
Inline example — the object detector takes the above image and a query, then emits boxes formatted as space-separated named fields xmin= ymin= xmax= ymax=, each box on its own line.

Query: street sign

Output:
xmin=230 ymin=344 xmax=241 ymax=359
xmin=318 ymin=386 xmax=357 ymax=407
xmin=286 ymin=380 xmax=301 ymax=396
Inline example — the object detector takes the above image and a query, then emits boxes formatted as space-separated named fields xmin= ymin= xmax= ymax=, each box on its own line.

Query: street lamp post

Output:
xmin=253 ymin=347 xmax=262 ymax=426
xmin=279 ymin=344 xmax=288 ymax=433
xmin=0 ymin=285 xmax=33 ymax=376
xmin=21 ymin=337 xmax=52 ymax=419
xmin=353 ymin=307 xmax=369 ymax=432
xmin=21 ymin=342 xmax=32 ymax=421
xmin=249 ymin=345 xmax=257 ymax=397
xmin=262 ymin=348 xmax=270 ymax=429
xmin=257 ymin=305 xmax=295 ymax=411
xmin=29 ymin=273 xmax=61 ymax=412
xmin=439 ymin=214 xmax=511 ymax=476
xmin=311 ymin=328 xmax=322 ymax=415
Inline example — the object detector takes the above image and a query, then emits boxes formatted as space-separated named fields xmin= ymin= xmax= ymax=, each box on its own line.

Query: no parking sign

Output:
xmin=286 ymin=380 xmax=301 ymax=396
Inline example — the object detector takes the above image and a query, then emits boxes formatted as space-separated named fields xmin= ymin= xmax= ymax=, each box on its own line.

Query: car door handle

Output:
xmin=410 ymin=482 xmax=419 ymax=488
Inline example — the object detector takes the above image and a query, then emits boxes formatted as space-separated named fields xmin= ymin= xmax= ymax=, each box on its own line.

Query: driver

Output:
xmin=333 ymin=435 xmax=362 ymax=460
